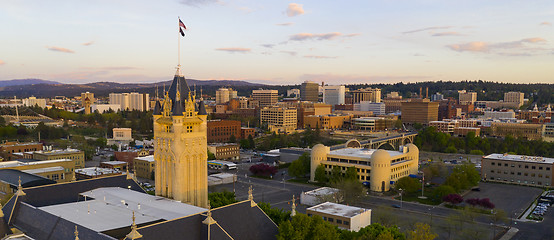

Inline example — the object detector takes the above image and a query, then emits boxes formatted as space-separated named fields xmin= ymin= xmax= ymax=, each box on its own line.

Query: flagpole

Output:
xmin=178 ymin=16 xmax=181 ymax=69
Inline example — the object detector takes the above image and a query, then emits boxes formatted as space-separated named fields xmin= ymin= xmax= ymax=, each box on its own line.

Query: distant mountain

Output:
xmin=0 ymin=78 xmax=266 ymax=98
xmin=0 ymin=79 xmax=61 ymax=87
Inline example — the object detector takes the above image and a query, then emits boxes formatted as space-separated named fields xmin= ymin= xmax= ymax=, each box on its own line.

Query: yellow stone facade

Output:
xmin=153 ymin=70 xmax=209 ymax=208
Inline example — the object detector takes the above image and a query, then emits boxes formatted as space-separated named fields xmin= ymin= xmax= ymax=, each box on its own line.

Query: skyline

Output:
xmin=1 ymin=1 xmax=554 ymax=85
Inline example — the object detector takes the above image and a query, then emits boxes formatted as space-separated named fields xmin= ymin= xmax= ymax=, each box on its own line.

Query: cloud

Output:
xmin=403 ymin=26 xmax=453 ymax=34
xmin=290 ymin=32 xmax=342 ymax=41
xmin=82 ymin=41 xmax=94 ymax=46
xmin=432 ymin=32 xmax=463 ymax=37
xmin=447 ymin=38 xmax=547 ymax=54
xmin=344 ymin=33 xmax=361 ymax=38
xmin=215 ymin=47 xmax=251 ymax=53
xmin=280 ymin=51 xmax=297 ymax=56
xmin=261 ymin=44 xmax=275 ymax=48
xmin=80 ymin=66 xmax=139 ymax=71
xmin=540 ymin=22 xmax=552 ymax=26
xmin=180 ymin=0 xmax=221 ymax=6
xmin=303 ymin=55 xmax=337 ymax=59
xmin=447 ymin=42 xmax=489 ymax=52
xmin=47 ymin=46 xmax=75 ymax=53
xmin=286 ymin=3 xmax=304 ymax=17
xmin=0 ymin=60 xmax=4 ymax=65
xmin=276 ymin=22 xmax=294 ymax=26
xmin=238 ymin=7 xmax=254 ymax=13
xmin=300 ymin=73 xmax=431 ymax=84
xmin=413 ymin=53 xmax=425 ymax=57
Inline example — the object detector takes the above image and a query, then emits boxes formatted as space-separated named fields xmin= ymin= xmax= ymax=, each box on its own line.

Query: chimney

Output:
xmin=426 ymin=87 xmax=429 ymax=99
xmin=419 ymin=87 xmax=422 ymax=98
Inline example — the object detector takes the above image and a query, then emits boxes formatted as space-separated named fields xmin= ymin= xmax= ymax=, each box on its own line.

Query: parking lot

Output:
xmin=463 ymin=182 xmax=543 ymax=217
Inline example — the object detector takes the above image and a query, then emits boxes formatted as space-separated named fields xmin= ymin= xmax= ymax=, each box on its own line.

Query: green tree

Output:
xmin=288 ymin=152 xmax=311 ymax=178
xmin=395 ymin=177 xmax=420 ymax=193
xmin=407 ymin=223 xmax=437 ymax=240
xmin=288 ymin=159 xmax=306 ymax=178
xmin=331 ymin=178 xmax=365 ymax=205
xmin=240 ymin=139 xmax=250 ymax=149
xmin=344 ymin=167 xmax=358 ymax=181
xmin=258 ymin=202 xmax=291 ymax=225
xmin=469 ymin=149 xmax=484 ymax=155
xmin=208 ymin=190 xmax=237 ymax=208
xmin=276 ymin=214 xmax=339 ymax=240
xmin=229 ymin=134 xmax=237 ymax=143
xmin=248 ymin=135 xmax=255 ymax=149
xmin=330 ymin=166 xmax=342 ymax=183
xmin=207 ymin=150 xmax=216 ymax=160
xmin=314 ymin=165 xmax=328 ymax=183
xmin=432 ymin=185 xmax=455 ymax=201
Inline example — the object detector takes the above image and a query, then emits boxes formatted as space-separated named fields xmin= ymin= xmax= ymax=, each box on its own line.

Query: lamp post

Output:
xmin=399 ymin=188 xmax=403 ymax=208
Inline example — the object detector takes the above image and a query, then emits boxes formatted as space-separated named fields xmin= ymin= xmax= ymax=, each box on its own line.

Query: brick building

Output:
xmin=207 ymin=120 xmax=241 ymax=143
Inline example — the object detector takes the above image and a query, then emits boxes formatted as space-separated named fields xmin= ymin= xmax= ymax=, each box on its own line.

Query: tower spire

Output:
xmin=125 ymin=211 xmax=143 ymax=240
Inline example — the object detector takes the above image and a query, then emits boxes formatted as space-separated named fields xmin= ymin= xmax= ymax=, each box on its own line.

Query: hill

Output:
xmin=0 ymin=79 xmax=265 ymax=98
xmin=0 ymin=79 xmax=61 ymax=87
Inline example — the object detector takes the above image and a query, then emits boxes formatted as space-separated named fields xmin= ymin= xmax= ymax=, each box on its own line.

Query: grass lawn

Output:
xmin=394 ymin=188 xmax=441 ymax=205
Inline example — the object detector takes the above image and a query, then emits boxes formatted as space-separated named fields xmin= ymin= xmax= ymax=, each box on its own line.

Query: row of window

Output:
xmin=307 ymin=214 xmax=350 ymax=226
xmin=490 ymin=170 xmax=550 ymax=178
xmin=489 ymin=162 xmax=551 ymax=171
xmin=489 ymin=177 xmax=550 ymax=186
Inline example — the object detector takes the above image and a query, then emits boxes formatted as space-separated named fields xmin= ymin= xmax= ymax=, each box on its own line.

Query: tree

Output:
xmin=240 ymin=138 xmax=250 ymax=149
xmin=432 ymin=185 xmax=455 ymax=201
xmin=209 ymin=190 xmax=237 ymax=208
xmin=345 ymin=166 xmax=358 ymax=181
xmin=248 ymin=135 xmax=255 ymax=149
xmin=407 ymin=223 xmax=437 ymax=240
xmin=395 ymin=177 xmax=420 ymax=193
xmin=349 ymin=223 xmax=405 ymax=239
xmin=331 ymin=179 xmax=365 ymax=205
xmin=442 ymin=194 xmax=463 ymax=205
xmin=288 ymin=152 xmax=310 ymax=179
xmin=288 ymin=159 xmax=306 ymax=178
xmin=330 ymin=166 xmax=342 ymax=183
xmin=469 ymin=149 xmax=484 ymax=155
xmin=207 ymin=150 xmax=216 ymax=160
xmin=276 ymin=214 xmax=339 ymax=240
xmin=249 ymin=163 xmax=278 ymax=177
xmin=229 ymin=134 xmax=237 ymax=143
xmin=314 ymin=165 xmax=328 ymax=183
xmin=258 ymin=202 xmax=291 ymax=225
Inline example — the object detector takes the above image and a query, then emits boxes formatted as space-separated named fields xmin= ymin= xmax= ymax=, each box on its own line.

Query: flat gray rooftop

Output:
xmin=307 ymin=202 xmax=368 ymax=218
xmin=39 ymin=187 xmax=207 ymax=232
xmin=329 ymin=148 xmax=403 ymax=159
xmin=484 ymin=153 xmax=554 ymax=164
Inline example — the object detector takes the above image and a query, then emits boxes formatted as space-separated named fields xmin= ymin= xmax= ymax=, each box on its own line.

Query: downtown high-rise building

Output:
xmin=323 ymin=85 xmax=345 ymax=106
xmin=301 ymin=81 xmax=319 ymax=102
xmin=109 ymin=92 xmax=150 ymax=111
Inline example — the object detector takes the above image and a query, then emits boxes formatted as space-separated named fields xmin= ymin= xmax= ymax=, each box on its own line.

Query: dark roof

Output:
xmin=0 ymin=169 xmax=56 ymax=188
xmin=2 ymin=175 xmax=143 ymax=239
xmin=0 ymin=216 xmax=11 ymax=237
xmin=167 ymin=75 xmax=190 ymax=105
xmin=137 ymin=201 xmax=278 ymax=240
xmin=172 ymin=100 xmax=184 ymax=116
xmin=198 ymin=101 xmax=207 ymax=115
xmin=153 ymin=101 xmax=162 ymax=115
xmin=11 ymin=202 xmax=115 ymax=240
xmin=14 ymin=174 xmax=144 ymax=208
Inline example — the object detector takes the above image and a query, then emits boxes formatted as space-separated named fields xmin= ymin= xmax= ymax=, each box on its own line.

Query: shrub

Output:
xmin=249 ymin=163 xmax=278 ymax=177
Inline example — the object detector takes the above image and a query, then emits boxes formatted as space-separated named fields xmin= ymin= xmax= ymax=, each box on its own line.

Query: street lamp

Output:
xmin=399 ymin=188 xmax=403 ymax=208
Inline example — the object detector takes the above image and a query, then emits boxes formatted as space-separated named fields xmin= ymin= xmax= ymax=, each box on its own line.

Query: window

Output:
xmin=490 ymin=170 xmax=494 ymax=173
xmin=337 ymin=219 xmax=343 ymax=224
xmin=539 ymin=167 xmax=543 ymax=170
xmin=328 ymin=218 xmax=334 ymax=222
xmin=491 ymin=162 xmax=495 ymax=166
xmin=525 ymin=165 xmax=529 ymax=169
xmin=517 ymin=172 xmax=521 ymax=175
xmin=547 ymin=167 xmax=551 ymax=171
xmin=52 ymin=174 xmax=59 ymax=181
xmin=344 ymin=221 xmax=349 ymax=226
xmin=532 ymin=166 xmax=536 ymax=169
xmin=504 ymin=164 xmax=508 ymax=167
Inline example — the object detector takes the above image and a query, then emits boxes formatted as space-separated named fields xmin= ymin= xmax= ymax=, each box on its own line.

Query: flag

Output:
xmin=179 ymin=28 xmax=185 ymax=37
xmin=179 ymin=19 xmax=187 ymax=30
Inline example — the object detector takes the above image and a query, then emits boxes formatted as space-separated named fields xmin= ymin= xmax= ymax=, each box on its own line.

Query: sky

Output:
xmin=1 ymin=0 xmax=553 ymax=85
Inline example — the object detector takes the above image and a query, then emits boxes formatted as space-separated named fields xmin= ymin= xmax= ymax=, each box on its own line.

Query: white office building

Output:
xmin=354 ymin=101 xmax=385 ymax=115
xmin=323 ymin=85 xmax=345 ymax=106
